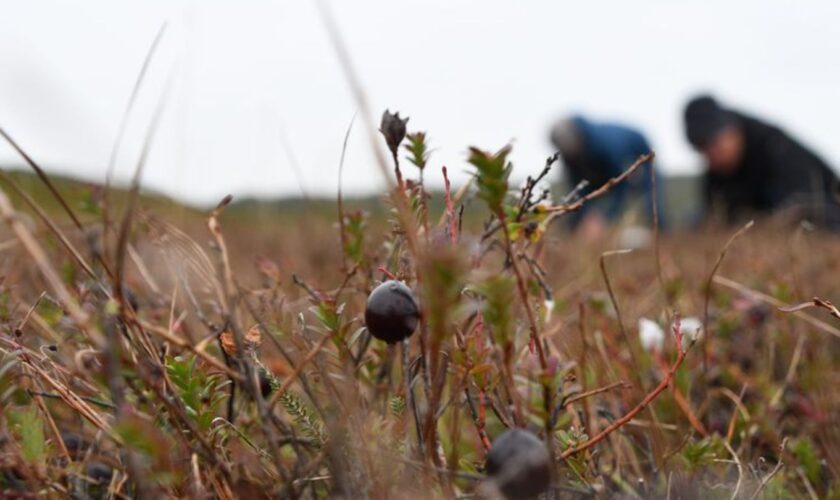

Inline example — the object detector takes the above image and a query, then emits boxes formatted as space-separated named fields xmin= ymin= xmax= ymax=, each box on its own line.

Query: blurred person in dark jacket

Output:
xmin=550 ymin=115 xmax=662 ymax=238
xmin=684 ymin=94 xmax=840 ymax=229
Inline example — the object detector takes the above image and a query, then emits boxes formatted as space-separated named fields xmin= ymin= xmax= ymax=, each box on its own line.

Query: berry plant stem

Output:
xmin=402 ymin=337 xmax=422 ymax=455
xmin=560 ymin=319 xmax=690 ymax=460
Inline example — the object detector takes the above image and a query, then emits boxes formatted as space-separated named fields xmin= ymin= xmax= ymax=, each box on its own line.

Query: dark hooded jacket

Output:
xmin=703 ymin=113 xmax=840 ymax=227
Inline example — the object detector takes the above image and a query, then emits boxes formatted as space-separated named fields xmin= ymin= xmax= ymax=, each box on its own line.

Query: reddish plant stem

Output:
xmin=560 ymin=318 xmax=690 ymax=460
xmin=392 ymin=150 xmax=406 ymax=192
xmin=466 ymin=389 xmax=492 ymax=451
xmin=377 ymin=266 xmax=398 ymax=281
xmin=336 ymin=113 xmax=356 ymax=271
xmin=267 ymin=331 xmax=336 ymax=409
xmin=703 ymin=220 xmax=754 ymax=372
xmin=652 ymin=350 xmax=707 ymax=436
xmin=497 ymin=211 xmax=555 ymax=462
xmin=563 ymin=380 xmax=630 ymax=407
xmin=498 ymin=213 xmax=547 ymax=369
xmin=442 ymin=166 xmax=457 ymax=244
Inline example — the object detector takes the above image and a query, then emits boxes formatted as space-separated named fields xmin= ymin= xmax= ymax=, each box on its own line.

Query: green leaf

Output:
xmin=468 ymin=145 xmax=513 ymax=214
xmin=792 ymin=437 xmax=821 ymax=486
xmin=165 ymin=355 xmax=225 ymax=431
xmin=312 ymin=302 xmax=340 ymax=333
xmin=279 ymin=391 xmax=325 ymax=444
xmin=389 ymin=396 xmax=406 ymax=417
xmin=680 ymin=436 xmax=723 ymax=472
xmin=8 ymin=406 xmax=47 ymax=464
xmin=404 ymin=132 xmax=429 ymax=171
xmin=36 ymin=299 xmax=64 ymax=327
xmin=61 ymin=262 xmax=77 ymax=287
xmin=115 ymin=420 xmax=156 ymax=457
xmin=0 ymin=291 xmax=10 ymax=322
xmin=477 ymin=275 xmax=515 ymax=346
xmin=343 ymin=210 xmax=368 ymax=264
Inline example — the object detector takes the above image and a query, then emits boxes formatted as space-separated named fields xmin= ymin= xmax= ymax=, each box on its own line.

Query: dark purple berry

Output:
xmin=122 ymin=285 xmax=139 ymax=312
xmin=85 ymin=462 xmax=113 ymax=485
xmin=60 ymin=431 xmax=88 ymax=459
xmin=486 ymin=429 xmax=551 ymax=499
xmin=364 ymin=280 xmax=419 ymax=344
xmin=259 ymin=370 xmax=273 ymax=398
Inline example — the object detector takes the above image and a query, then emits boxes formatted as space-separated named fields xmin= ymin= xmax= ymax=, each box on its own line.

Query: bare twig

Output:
xmin=702 ymin=220 xmax=754 ymax=370
xmin=337 ymin=112 xmax=357 ymax=270
xmin=560 ymin=317 xmax=691 ymax=460
xmin=545 ymin=153 xmax=654 ymax=215
xmin=748 ymin=439 xmax=786 ymax=500
xmin=104 ymin=22 xmax=169 ymax=252
xmin=0 ymin=188 xmax=98 ymax=343
xmin=0 ymin=171 xmax=98 ymax=282
xmin=650 ymin=162 xmax=672 ymax=321
xmin=562 ymin=380 xmax=630 ymax=407
xmin=267 ymin=331 xmax=336 ymax=409
xmin=780 ymin=297 xmax=840 ymax=321
xmin=442 ymin=166 xmax=457 ymax=244
xmin=715 ymin=275 xmax=840 ymax=339
xmin=0 ymin=127 xmax=85 ymax=232
xmin=723 ymin=441 xmax=743 ymax=500
xmin=599 ymin=249 xmax=638 ymax=374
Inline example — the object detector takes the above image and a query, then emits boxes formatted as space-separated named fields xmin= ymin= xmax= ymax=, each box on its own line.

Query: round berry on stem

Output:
xmin=364 ymin=280 xmax=419 ymax=344
xmin=486 ymin=428 xmax=551 ymax=499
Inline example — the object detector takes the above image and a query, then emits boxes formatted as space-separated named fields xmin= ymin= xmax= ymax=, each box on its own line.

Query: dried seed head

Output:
xmin=246 ymin=325 xmax=262 ymax=347
xmin=220 ymin=331 xmax=236 ymax=356
xmin=380 ymin=109 xmax=409 ymax=156
xmin=220 ymin=325 xmax=262 ymax=356
xmin=364 ymin=280 xmax=420 ymax=344
xmin=486 ymin=428 xmax=551 ymax=499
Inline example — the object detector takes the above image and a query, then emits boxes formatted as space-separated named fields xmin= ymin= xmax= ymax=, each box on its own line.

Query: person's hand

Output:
xmin=579 ymin=213 xmax=608 ymax=241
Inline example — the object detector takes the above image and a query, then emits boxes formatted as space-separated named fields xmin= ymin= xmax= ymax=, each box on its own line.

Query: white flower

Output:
xmin=618 ymin=225 xmax=652 ymax=250
xmin=677 ymin=317 xmax=704 ymax=343
xmin=638 ymin=317 xmax=665 ymax=352
xmin=543 ymin=299 xmax=555 ymax=323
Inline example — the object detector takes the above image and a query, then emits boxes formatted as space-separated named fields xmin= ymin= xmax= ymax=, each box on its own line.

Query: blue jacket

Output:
xmin=564 ymin=115 xmax=663 ymax=226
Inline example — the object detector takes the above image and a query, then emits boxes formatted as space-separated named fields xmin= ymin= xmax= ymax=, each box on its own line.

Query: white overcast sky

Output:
xmin=1 ymin=1 xmax=839 ymax=205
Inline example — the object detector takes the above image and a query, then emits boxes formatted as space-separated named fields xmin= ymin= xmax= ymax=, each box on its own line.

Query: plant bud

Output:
xmin=380 ymin=109 xmax=409 ymax=156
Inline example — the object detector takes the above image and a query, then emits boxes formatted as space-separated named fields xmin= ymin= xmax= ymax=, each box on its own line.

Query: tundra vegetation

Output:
xmin=0 ymin=110 xmax=839 ymax=499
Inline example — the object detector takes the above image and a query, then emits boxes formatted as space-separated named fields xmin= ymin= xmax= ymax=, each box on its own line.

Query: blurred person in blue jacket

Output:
xmin=550 ymin=115 xmax=662 ymax=237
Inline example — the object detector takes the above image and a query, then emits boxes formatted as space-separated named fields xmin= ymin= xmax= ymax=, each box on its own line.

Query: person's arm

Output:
xmin=562 ymin=165 xmax=588 ymax=229
xmin=762 ymin=132 xmax=831 ymax=210
xmin=603 ymin=132 xmax=656 ymax=223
